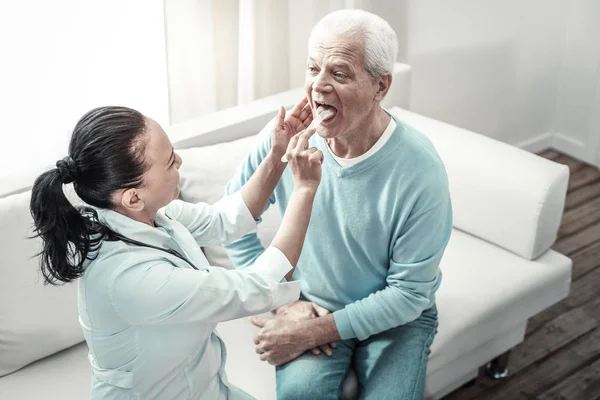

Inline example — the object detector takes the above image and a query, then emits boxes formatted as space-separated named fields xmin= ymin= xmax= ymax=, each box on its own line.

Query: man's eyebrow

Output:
xmin=331 ymin=62 xmax=352 ymax=70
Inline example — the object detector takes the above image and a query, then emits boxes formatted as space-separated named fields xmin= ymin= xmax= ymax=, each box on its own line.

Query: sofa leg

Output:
xmin=461 ymin=378 xmax=477 ymax=388
xmin=486 ymin=350 xmax=510 ymax=379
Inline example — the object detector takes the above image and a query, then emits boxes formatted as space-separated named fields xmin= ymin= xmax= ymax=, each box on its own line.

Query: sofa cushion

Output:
xmin=427 ymin=229 xmax=571 ymax=373
xmin=177 ymin=135 xmax=282 ymax=269
xmin=0 ymin=342 xmax=90 ymax=400
xmin=388 ymin=107 xmax=569 ymax=260
xmin=0 ymin=191 xmax=83 ymax=377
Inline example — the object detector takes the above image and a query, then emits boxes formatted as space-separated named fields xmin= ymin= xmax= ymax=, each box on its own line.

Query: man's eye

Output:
xmin=334 ymin=72 xmax=346 ymax=79
xmin=307 ymin=66 xmax=317 ymax=73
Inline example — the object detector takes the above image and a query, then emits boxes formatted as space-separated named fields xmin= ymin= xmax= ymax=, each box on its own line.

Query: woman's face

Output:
xmin=139 ymin=118 xmax=182 ymax=211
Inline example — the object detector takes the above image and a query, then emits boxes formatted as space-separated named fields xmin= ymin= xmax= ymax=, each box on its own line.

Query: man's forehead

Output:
xmin=308 ymin=48 xmax=362 ymax=69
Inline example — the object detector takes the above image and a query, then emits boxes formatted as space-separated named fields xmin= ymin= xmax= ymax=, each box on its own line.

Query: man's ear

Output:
xmin=374 ymin=73 xmax=392 ymax=102
xmin=120 ymin=187 xmax=145 ymax=212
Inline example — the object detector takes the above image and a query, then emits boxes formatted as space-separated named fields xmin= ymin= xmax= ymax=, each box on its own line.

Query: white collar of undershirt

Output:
xmin=327 ymin=112 xmax=397 ymax=168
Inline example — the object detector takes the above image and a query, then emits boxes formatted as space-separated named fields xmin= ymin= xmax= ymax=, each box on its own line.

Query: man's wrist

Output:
xmin=292 ymin=314 xmax=341 ymax=348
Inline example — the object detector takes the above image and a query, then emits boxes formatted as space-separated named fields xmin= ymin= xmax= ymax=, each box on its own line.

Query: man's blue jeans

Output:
xmin=276 ymin=306 xmax=438 ymax=400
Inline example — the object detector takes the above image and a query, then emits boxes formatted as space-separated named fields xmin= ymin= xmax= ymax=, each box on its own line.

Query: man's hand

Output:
xmin=270 ymin=97 xmax=313 ymax=158
xmin=273 ymin=300 xmax=336 ymax=356
xmin=251 ymin=317 xmax=312 ymax=366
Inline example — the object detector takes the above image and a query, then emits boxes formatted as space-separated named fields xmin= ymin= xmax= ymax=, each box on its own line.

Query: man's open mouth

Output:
xmin=314 ymin=101 xmax=338 ymax=122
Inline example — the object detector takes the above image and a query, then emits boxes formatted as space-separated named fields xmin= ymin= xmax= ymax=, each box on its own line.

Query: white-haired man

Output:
xmin=226 ymin=9 xmax=452 ymax=399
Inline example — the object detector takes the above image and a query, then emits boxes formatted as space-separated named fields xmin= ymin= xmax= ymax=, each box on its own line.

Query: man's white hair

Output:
xmin=308 ymin=9 xmax=398 ymax=80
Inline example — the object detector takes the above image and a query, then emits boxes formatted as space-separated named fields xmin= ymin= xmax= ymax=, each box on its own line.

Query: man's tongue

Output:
xmin=316 ymin=104 xmax=337 ymax=122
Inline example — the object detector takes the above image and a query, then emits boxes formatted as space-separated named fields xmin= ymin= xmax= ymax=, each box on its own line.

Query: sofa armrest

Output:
xmin=389 ymin=107 xmax=569 ymax=260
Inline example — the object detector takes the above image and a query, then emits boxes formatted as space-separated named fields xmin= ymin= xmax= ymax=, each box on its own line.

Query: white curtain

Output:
xmin=163 ymin=0 xmax=404 ymax=125
xmin=0 ymin=0 xmax=169 ymax=185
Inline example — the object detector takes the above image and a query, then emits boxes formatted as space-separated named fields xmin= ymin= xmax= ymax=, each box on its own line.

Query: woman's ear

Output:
xmin=120 ymin=188 xmax=145 ymax=212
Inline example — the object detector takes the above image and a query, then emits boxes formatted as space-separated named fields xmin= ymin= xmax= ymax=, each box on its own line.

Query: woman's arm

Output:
xmin=269 ymin=128 xmax=323 ymax=280
xmin=241 ymin=98 xmax=312 ymax=219
xmin=109 ymin=249 xmax=300 ymax=325
xmin=165 ymin=98 xmax=313 ymax=246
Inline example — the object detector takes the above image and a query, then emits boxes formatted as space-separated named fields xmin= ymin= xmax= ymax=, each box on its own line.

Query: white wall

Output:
xmin=403 ymin=0 xmax=568 ymax=148
xmin=552 ymin=0 xmax=600 ymax=167
xmin=3 ymin=0 xmax=599 ymax=187
xmin=0 ymin=0 xmax=169 ymax=185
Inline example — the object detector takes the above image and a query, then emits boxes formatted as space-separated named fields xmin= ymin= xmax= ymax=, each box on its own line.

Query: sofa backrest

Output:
xmin=0 ymin=189 xmax=83 ymax=377
xmin=388 ymin=107 xmax=569 ymax=260
xmin=168 ymin=63 xmax=412 ymax=150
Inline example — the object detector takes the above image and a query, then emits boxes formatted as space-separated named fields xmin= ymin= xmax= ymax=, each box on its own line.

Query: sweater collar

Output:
xmin=313 ymin=114 xmax=404 ymax=178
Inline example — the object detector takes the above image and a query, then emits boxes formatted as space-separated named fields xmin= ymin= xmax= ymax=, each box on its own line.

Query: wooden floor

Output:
xmin=443 ymin=150 xmax=600 ymax=400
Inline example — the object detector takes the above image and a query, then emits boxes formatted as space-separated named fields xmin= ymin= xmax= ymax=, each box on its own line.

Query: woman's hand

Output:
xmin=285 ymin=128 xmax=323 ymax=192
xmin=271 ymin=97 xmax=313 ymax=158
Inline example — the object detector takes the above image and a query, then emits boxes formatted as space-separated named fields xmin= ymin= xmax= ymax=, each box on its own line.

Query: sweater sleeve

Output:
xmin=333 ymin=197 xmax=452 ymax=340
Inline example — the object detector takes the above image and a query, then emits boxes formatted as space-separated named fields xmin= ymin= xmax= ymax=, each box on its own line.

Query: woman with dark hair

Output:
xmin=29 ymin=98 xmax=323 ymax=400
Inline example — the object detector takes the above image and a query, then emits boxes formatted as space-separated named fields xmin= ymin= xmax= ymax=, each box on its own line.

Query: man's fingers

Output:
xmin=319 ymin=344 xmax=333 ymax=356
xmin=250 ymin=317 xmax=266 ymax=328
xmin=313 ymin=303 xmax=331 ymax=317
xmin=330 ymin=342 xmax=337 ymax=348
xmin=310 ymin=348 xmax=321 ymax=356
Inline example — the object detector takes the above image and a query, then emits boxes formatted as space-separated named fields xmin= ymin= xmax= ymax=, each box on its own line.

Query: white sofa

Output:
xmin=0 ymin=63 xmax=572 ymax=400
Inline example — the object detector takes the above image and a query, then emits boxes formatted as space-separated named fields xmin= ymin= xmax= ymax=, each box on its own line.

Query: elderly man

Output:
xmin=225 ymin=9 xmax=452 ymax=399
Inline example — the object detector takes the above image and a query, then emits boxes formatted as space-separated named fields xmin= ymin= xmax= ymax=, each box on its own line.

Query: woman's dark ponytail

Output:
xmin=29 ymin=106 xmax=148 ymax=285
xmin=30 ymin=165 xmax=93 ymax=284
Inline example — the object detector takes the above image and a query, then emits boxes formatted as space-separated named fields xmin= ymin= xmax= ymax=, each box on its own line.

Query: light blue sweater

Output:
xmin=225 ymin=116 xmax=452 ymax=341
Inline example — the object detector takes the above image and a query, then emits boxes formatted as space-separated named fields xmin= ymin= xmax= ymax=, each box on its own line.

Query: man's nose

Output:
xmin=312 ymin=71 xmax=332 ymax=93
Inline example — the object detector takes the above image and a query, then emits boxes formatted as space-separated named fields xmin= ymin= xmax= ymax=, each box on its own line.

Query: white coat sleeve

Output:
xmin=110 ymin=246 xmax=300 ymax=325
xmin=163 ymin=191 xmax=256 ymax=246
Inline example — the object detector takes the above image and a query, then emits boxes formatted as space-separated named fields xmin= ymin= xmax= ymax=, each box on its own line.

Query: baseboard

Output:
xmin=552 ymin=132 xmax=597 ymax=166
xmin=516 ymin=132 xmax=554 ymax=153
xmin=517 ymin=132 xmax=599 ymax=168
